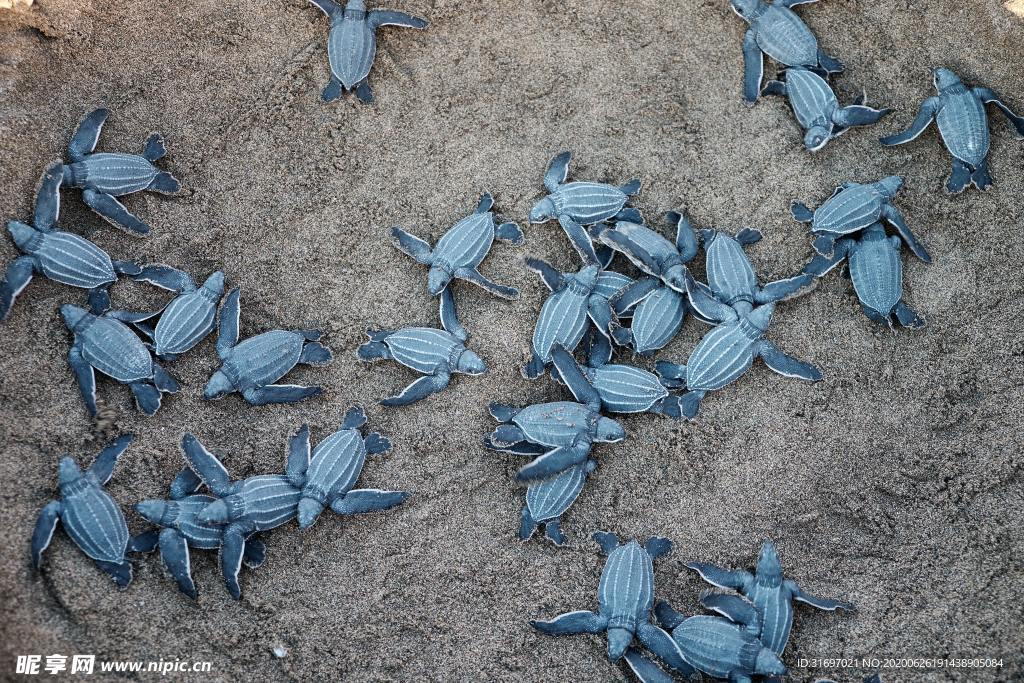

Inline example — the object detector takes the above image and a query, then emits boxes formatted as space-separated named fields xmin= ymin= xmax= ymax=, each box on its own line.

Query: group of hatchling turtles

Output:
xmin=4 ymin=0 xmax=1022 ymax=679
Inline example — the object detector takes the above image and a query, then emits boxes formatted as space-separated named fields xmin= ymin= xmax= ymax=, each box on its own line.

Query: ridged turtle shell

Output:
xmin=551 ymin=182 xmax=628 ymax=225
xmin=432 ymin=211 xmax=496 ymax=271
xmin=849 ymin=232 xmax=903 ymax=316
xmin=685 ymin=319 xmax=763 ymax=392
xmin=328 ymin=16 xmax=376 ymax=88
xmin=60 ymin=474 xmax=129 ymax=563
xmin=222 ymin=330 xmax=307 ymax=389
xmin=532 ymin=282 xmax=592 ymax=362
xmin=783 ymin=68 xmax=838 ymax=129
xmin=68 ymin=153 xmax=159 ymax=195
xmin=936 ymin=89 xmax=990 ymax=166
xmin=383 ymin=328 xmax=464 ymax=374
xmin=753 ymin=6 xmax=818 ymax=66
xmin=525 ymin=463 xmax=590 ymax=523
xmin=746 ymin=581 xmax=793 ymax=654
xmin=512 ymin=401 xmax=596 ymax=447
xmin=172 ymin=495 xmax=227 ymax=550
xmin=33 ymin=231 xmax=117 ymax=289
xmin=236 ymin=475 xmax=302 ymax=532
xmin=79 ymin=316 xmax=154 ymax=382
xmin=305 ymin=430 xmax=366 ymax=502
xmin=671 ymin=616 xmax=762 ymax=678
xmin=598 ymin=541 xmax=655 ymax=629
xmin=154 ymin=291 xmax=218 ymax=357
xmin=811 ymin=184 xmax=883 ymax=236
xmin=590 ymin=364 xmax=669 ymax=413
xmin=704 ymin=233 xmax=758 ymax=305
xmin=630 ymin=287 xmax=686 ymax=354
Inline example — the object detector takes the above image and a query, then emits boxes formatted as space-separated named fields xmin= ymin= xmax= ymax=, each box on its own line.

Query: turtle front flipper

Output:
xmin=741 ymin=29 xmax=764 ymax=104
xmin=879 ymin=205 xmax=930 ymax=263
xmin=31 ymin=500 xmax=63 ymax=568
xmin=390 ymin=226 xmax=434 ymax=264
xmin=622 ymin=648 xmax=675 ymax=683
xmin=524 ymin=257 xmax=562 ymax=292
xmin=68 ymin=345 xmax=98 ymax=417
xmin=832 ymin=103 xmax=890 ymax=129
xmin=0 ymin=257 xmax=37 ymax=322
xmin=530 ymin=610 xmax=607 ymax=635
xmin=685 ymin=561 xmax=753 ymax=590
xmin=243 ymin=384 xmax=324 ymax=405
xmin=599 ymin=229 xmax=660 ymax=277
xmin=700 ymin=592 xmax=761 ymax=632
xmin=556 ymin=215 xmax=600 ymax=266
xmin=216 ymin=288 xmax=241 ymax=358
xmin=455 ymin=266 xmax=519 ymax=300
xmin=159 ymin=527 xmax=197 ymax=599
xmin=756 ymin=272 xmax=815 ymax=304
xmin=683 ymin=272 xmax=736 ymax=324
xmin=635 ymin=622 xmax=694 ymax=678
xmin=879 ymin=97 xmax=940 ymax=146
xmin=88 ymin=433 xmax=133 ymax=485
xmin=134 ymin=264 xmax=196 ymax=293
xmin=220 ymin=526 xmax=247 ymax=600
xmin=82 ymin=189 xmax=151 ymax=236
xmin=368 ymin=10 xmax=428 ymax=30
xmin=438 ymin=287 xmax=468 ymax=342
xmin=94 ymin=558 xmax=133 ymax=589
xmin=379 ymin=371 xmax=450 ymax=407
xmin=68 ymin=108 xmax=109 ymax=162
xmin=286 ymin=424 xmax=311 ymax=488
xmin=34 ymin=161 xmax=64 ymax=230
xmin=789 ymin=582 xmax=855 ymax=612
xmin=180 ymin=434 xmax=232 ymax=495
xmin=802 ymin=240 xmax=851 ymax=278
xmin=549 ymin=346 xmax=601 ymax=410
xmin=516 ymin=444 xmax=588 ymax=482
xmin=974 ymin=86 xmax=1024 ymax=137
xmin=330 ymin=489 xmax=409 ymax=515
xmin=758 ymin=341 xmax=822 ymax=382
xmin=543 ymin=151 xmax=572 ymax=193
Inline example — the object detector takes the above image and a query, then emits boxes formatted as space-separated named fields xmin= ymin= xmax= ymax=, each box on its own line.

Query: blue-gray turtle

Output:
xmin=62 ymin=304 xmax=181 ymax=416
xmin=609 ymin=281 xmax=689 ymax=355
xmin=1 ymin=162 xmax=141 ymax=322
xmin=803 ymin=222 xmax=925 ymax=329
xmin=761 ymin=67 xmax=890 ymax=151
xmin=59 ymin=108 xmax=181 ymax=235
xmin=881 ymin=68 xmax=1024 ymax=193
xmin=179 ymin=433 xmax=305 ymax=599
xmin=120 ymin=266 xmax=226 ymax=360
xmin=532 ymin=532 xmax=690 ymax=670
xmin=309 ymin=0 xmax=428 ymax=104
xmin=790 ymin=176 xmax=931 ymax=263
xmin=731 ymin=0 xmax=843 ymax=104
xmin=391 ymin=192 xmax=523 ymax=299
xmin=623 ymin=594 xmax=788 ymax=683
xmin=132 ymin=467 xmax=267 ymax=599
xmin=31 ymin=435 xmax=150 ymax=588
xmin=550 ymin=337 xmax=683 ymax=418
xmin=687 ymin=540 xmax=854 ymax=655
xmin=204 ymin=288 xmax=333 ymax=406
xmin=529 ymin=151 xmax=643 ymax=265
xmin=523 ymin=259 xmax=616 ymax=379
xmin=358 ymin=287 xmax=485 ymax=406
xmin=597 ymin=211 xmax=699 ymax=294
xmin=285 ymin=406 xmax=408 ymax=528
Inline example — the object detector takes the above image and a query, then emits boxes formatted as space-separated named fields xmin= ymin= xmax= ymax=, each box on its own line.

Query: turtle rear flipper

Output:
xmin=521 ymin=352 xmax=546 ymax=380
xmin=363 ymin=432 xmax=391 ymax=455
xmin=894 ymin=301 xmax=925 ymax=329
xmin=243 ymin=538 xmax=266 ymax=569
xmin=678 ymin=391 xmax=704 ymax=419
xmin=152 ymin=365 xmax=181 ymax=393
xmin=615 ymin=207 xmax=642 ymax=223
xmin=354 ymin=81 xmax=374 ymax=105
xmin=357 ymin=339 xmax=392 ymax=362
xmin=619 ymin=178 xmax=641 ymax=196
xmin=299 ymin=341 xmax=333 ymax=366
xmin=488 ymin=402 xmax=518 ymax=422
xmin=82 ymin=190 xmax=150 ymax=236
xmin=817 ymin=50 xmax=843 ymax=74
xmin=142 ymin=132 xmax=167 ymax=162
xmin=543 ymin=520 xmax=566 ymax=546
xmin=518 ymin=507 xmax=539 ymax=541
xmin=331 ymin=489 xmax=408 ymax=515
xmin=128 ymin=530 xmax=160 ymax=554
xmin=322 ymin=76 xmax=345 ymax=103
xmin=95 ymin=558 xmax=133 ymax=589
xmin=494 ymin=222 xmax=524 ymax=244
xmin=148 ymin=172 xmax=181 ymax=195
xmin=970 ymin=161 xmax=993 ymax=191
xmin=341 ymin=405 xmax=368 ymax=430
xmin=130 ymin=381 xmax=163 ymax=416
xmin=790 ymin=201 xmax=814 ymax=223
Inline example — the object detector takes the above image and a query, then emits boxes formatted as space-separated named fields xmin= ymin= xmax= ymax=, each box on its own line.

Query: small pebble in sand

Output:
xmin=272 ymin=645 xmax=287 ymax=658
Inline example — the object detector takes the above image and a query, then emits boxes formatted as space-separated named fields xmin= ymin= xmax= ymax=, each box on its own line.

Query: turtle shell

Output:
xmin=849 ymin=232 xmax=903 ymax=317
xmin=154 ymin=291 xmax=218 ymax=357
xmin=80 ymin=316 xmax=154 ymax=382
xmin=754 ymin=6 xmax=818 ymax=67
xmin=746 ymin=583 xmax=794 ymax=654
xmin=531 ymin=283 xmax=592 ymax=363
xmin=592 ymin=364 xmax=669 ymax=413
xmin=551 ymin=182 xmax=628 ymax=225
xmin=34 ymin=231 xmax=117 ymax=289
xmin=935 ymin=90 xmax=990 ymax=166
xmin=685 ymin=320 xmax=762 ymax=392
xmin=598 ymin=540 xmax=655 ymax=629
xmin=610 ymin=222 xmax=681 ymax=273
xmin=174 ymin=494 xmax=227 ymax=550
xmin=60 ymin=476 xmax=129 ymax=563
xmin=811 ymin=184 xmax=883 ymax=237
xmin=783 ymin=68 xmax=838 ymax=130
xmin=222 ymin=330 xmax=307 ymax=390
xmin=433 ymin=211 xmax=495 ymax=272
xmin=704 ymin=233 xmax=758 ymax=305
xmin=237 ymin=475 xmax=302 ymax=532
xmin=328 ymin=17 xmax=376 ymax=88
xmin=591 ymin=271 xmax=634 ymax=302
xmin=383 ymin=328 xmax=464 ymax=374
xmin=69 ymin=153 xmax=159 ymax=195
xmin=630 ymin=287 xmax=686 ymax=354
xmin=671 ymin=616 xmax=763 ymax=678
xmin=305 ymin=429 xmax=366 ymax=501
xmin=512 ymin=401 xmax=596 ymax=447
xmin=525 ymin=462 xmax=590 ymax=523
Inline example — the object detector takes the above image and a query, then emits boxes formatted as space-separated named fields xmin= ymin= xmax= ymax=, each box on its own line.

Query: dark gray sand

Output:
xmin=1 ymin=1 xmax=1023 ymax=681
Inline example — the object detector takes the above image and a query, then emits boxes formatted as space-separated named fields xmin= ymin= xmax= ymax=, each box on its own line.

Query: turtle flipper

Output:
xmin=622 ymin=648 xmax=675 ymax=683
xmin=216 ymin=288 xmax=241 ymax=358
xmin=636 ymin=622 xmax=694 ymax=677
xmin=599 ymin=229 xmax=660 ymax=276
xmin=756 ymin=272 xmax=815 ymax=304
xmin=243 ymin=537 xmax=267 ymax=569
xmin=368 ymin=9 xmax=428 ymax=29
xmin=700 ymin=591 xmax=761 ymax=631
xmin=833 ymin=104 xmax=890 ymax=128
xmin=549 ymin=345 xmax=601 ymax=410
xmin=88 ymin=433 xmax=133 ymax=484
xmin=298 ymin=341 xmax=333 ymax=366
xmin=524 ymin=257 xmax=562 ymax=292
xmin=678 ymin=390 xmax=705 ymax=419
xmin=880 ymin=205 xmax=930 ymax=262
xmin=615 ymin=207 xmax=642 ymax=223
xmin=974 ymin=87 xmax=1024 ymax=137
xmin=87 ymin=286 xmax=111 ymax=315
xmin=0 ymin=256 xmax=37 ymax=322
xmin=309 ymin=0 xmax=343 ymax=18
xmin=653 ymin=600 xmax=686 ymax=630
xmin=130 ymin=381 xmax=163 ymax=416
xmin=34 ymin=161 xmax=64 ymax=230
xmin=761 ymin=80 xmax=787 ymax=97
xmin=530 ymin=610 xmax=607 ymax=635
xmin=354 ymin=80 xmax=374 ymax=105
xmin=946 ymin=159 xmax=972 ymax=194
xmin=685 ymin=562 xmax=753 ymax=590
xmin=817 ymin=50 xmax=844 ymax=74
xmin=654 ymin=361 xmax=686 ymax=389
xmin=612 ymin=277 xmax=658 ymax=315
xmin=791 ymin=584 xmax=855 ymax=612
xmin=331 ymin=489 xmax=409 ymax=515
xmin=521 ymin=351 xmax=546 ymax=380
xmin=880 ymin=97 xmax=939 ymax=146
xmin=82 ymin=189 xmax=151 ymax=236
xmin=645 ymin=536 xmax=673 ymax=559
xmin=390 ymin=227 xmax=434 ymax=264
xmin=159 ymin=527 xmax=197 ymax=599
xmin=68 ymin=108 xmax=109 ymax=162
xmin=341 ymin=405 xmax=368 ymax=430
xmin=128 ymin=530 xmax=160 ymax=553
xmin=518 ymin=507 xmax=539 ymax=541
xmin=494 ymin=221 xmax=524 ymax=244
xmin=455 ymin=266 xmax=519 ymax=300
xmin=147 ymin=172 xmax=181 ymax=195
xmin=220 ymin=527 xmax=246 ymax=599
xmin=133 ymin=264 xmax=195 ymax=292
xmin=380 ymin=372 xmax=450 ymax=407
xmin=758 ymin=341 xmax=822 ymax=381
xmin=179 ymin=433 xmax=232 ymax=495
xmin=94 ymin=559 xmax=133 ymax=589
xmin=543 ymin=151 xmax=572 ymax=193
xmin=31 ymin=500 xmax=62 ymax=568
xmin=357 ymin=339 xmax=391 ymax=362
xmin=970 ymin=160 xmax=993 ymax=192
xmin=802 ymin=240 xmax=851 ymax=277
xmin=790 ymin=201 xmax=814 ymax=223
xmin=152 ymin=365 xmax=181 ymax=394
xmin=592 ymin=530 xmax=620 ymax=554
xmin=438 ymin=286 xmax=469 ymax=342
xmin=286 ymin=424 xmax=311 ymax=487
xmin=142 ymin=132 xmax=167 ymax=161
xmin=322 ymin=76 xmax=344 ymax=103
xmin=894 ymin=301 xmax=925 ymax=329
xmin=243 ymin=384 xmax=323 ymax=405
xmin=557 ymin=214 xmax=600 ymax=266
xmin=170 ymin=466 xmax=204 ymax=499
xmin=741 ymin=29 xmax=764 ymax=104
xmin=363 ymin=432 xmax=391 ymax=455
xmin=516 ymin=445 xmax=587 ymax=482
xmin=488 ymin=402 xmax=519 ymax=422
xmin=68 ymin=345 xmax=98 ymax=417
xmin=684 ymin=271 xmax=736 ymax=324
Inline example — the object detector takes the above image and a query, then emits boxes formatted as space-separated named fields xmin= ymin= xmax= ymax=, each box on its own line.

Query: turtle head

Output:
xmin=757 ymin=540 xmax=783 ymax=578
xmin=575 ymin=264 xmax=600 ymax=290
xmin=135 ymin=499 xmax=176 ymax=526
xmin=803 ymin=125 xmax=832 ymax=153
xmin=595 ymin=416 xmax=626 ymax=443
xmin=876 ymin=175 xmax=904 ymax=197
xmin=198 ymin=497 xmax=233 ymax=524
xmin=528 ymin=197 xmax=556 ymax=224
xmin=933 ymin=67 xmax=961 ymax=93
xmin=746 ymin=302 xmax=775 ymax=332
xmin=7 ymin=220 xmax=38 ymax=250
xmin=297 ymin=497 xmax=325 ymax=529
xmin=457 ymin=349 xmax=487 ymax=375
xmin=346 ymin=0 xmax=367 ymax=10
xmin=663 ymin=264 xmax=688 ymax=292
xmin=606 ymin=627 xmax=634 ymax=661
xmin=57 ymin=456 xmax=82 ymax=487
xmin=60 ymin=304 xmax=90 ymax=331
xmin=201 ymin=271 xmax=226 ymax=297
xmin=730 ymin=0 xmax=761 ymax=21
xmin=755 ymin=648 xmax=787 ymax=677
xmin=427 ymin=266 xmax=452 ymax=296
xmin=203 ymin=370 xmax=234 ymax=400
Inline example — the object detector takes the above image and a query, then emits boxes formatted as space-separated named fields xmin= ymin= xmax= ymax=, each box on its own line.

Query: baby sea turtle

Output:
xmin=358 ymin=287 xmax=485 ymax=406
xmin=62 ymin=304 xmax=181 ymax=416
xmin=550 ymin=337 xmax=682 ymax=417
xmin=532 ymin=532 xmax=690 ymax=670
xmin=391 ymin=192 xmax=523 ymax=299
xmin=180 ymin=433 xmax=304 ymax=599
xmin=286 ymin=406 xmax=408 ymax=528
xmin=31 ymin=435 xmax=149 ymax=588
xmin=623 ymin=594 xmax=788 ymax=683
xmin=124 ymin=266 xmax=226 ymax=360
xmin=881 ymin=67 xmax=1024 ymax=193
xmin=762 ymin=67 xmax=890 ymax=151
xmin=1 ymin=162 xmax=141 ymax=322
xmin=204 ymin=288 xmax=333 ymax=406
xmin=59 ymin=108 xmax=181 ymax=235
xmin=803 ymin=223 xmax=925 ymax=329
xmin=309 ymin=0 xmax=428 ymax=104
xmin=731 ymin=0 xmax=843 ymax=104
xmin=530 ymin=151 xmax=643 ymax=265
xmin=522 ymin=259 xmax=609 ymax=379
xmin=597 ymin=211 xmax=699 ymax=294
xmin=687 ymin=540 xmax=854 ymax=655
xmin=790 ymin=176 xmax=931 ymax=263
xmin=486 ymin=361 xmax=625 ymax=481
xmin=609 ymin=281 xmax=689 ymax=355
xmin=133 ymin=466 xmax=267 ymax=599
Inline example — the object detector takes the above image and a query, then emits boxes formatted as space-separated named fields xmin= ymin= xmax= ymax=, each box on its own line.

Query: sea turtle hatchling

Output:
xmin=762 ymin=67 xmax=890 ymax=151
xmin=391 ymin=192 xmax=523 ymax=299
xmin=203 ymin=288 xmax=333 ymax=406
xmin=309 ymin=0 xmax=428 ymax=104
xmin=597 ymin=211 xmax=700 ymax=294
xmin=881 ymin=67 xmax=1024 ymax=193
xmin=531 ymin=532 xmax=691 ymax=672
xmin=59 ymin=108 xmax=182 ymax=235
xmin=61 ymin=304 xmax=181 ymax=416
xmin=803 ymin=222 xmax=925 ymax=329
xmin=530 ymin=151 xmax=643 ymax=265
xmin=132 ymin=467 xmax=268 ymax=599
xmin=31 ymin=435 xmax=151 ymax=588
xmin=358 ymin=287 xmax=486 ymax=406
xmin=687 ymin=540 xmax=854 ymax=656
xmin=791 ymin=176 xmax=931 ymax=263
xmin=121 ymin=265 xmax=226 ymax=360
xmin=286 ymin=406 xmax=408 ymax=529
xmin=622 ymin=594 xmax=788 ymax=683
xmin=731 ymin=0 xmax=843 ymax=104
xmin=1 ymin=162 xmax=141 ymax=322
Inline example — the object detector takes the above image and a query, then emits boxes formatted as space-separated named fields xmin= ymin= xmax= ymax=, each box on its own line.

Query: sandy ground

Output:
xmin=1 ymin=1 xmax=1022 ymax=681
